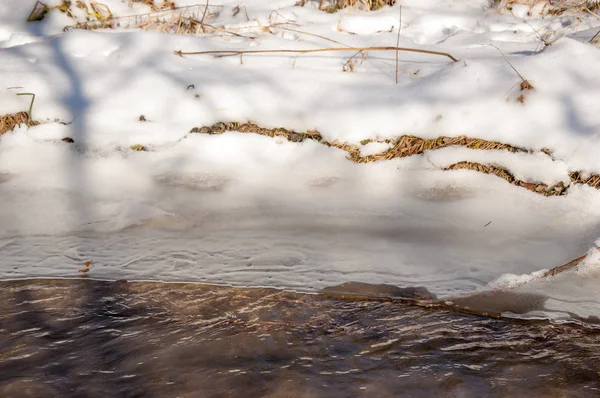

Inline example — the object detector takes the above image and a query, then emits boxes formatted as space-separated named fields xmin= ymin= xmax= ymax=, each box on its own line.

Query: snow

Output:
xmin=1 ymin=0 xmax=600 ymax=323
xmin=426 ymin=147 xmax=570 ymax=186
xmin=338 ymin=14 xmax=399 ymax=35
xmin=359 ymin=141 xmax=391 ymax=156
xmin=485 ymin=269 xmax=548 ymax=290
xmin=577 ymin=246 xmax=600 ymax=276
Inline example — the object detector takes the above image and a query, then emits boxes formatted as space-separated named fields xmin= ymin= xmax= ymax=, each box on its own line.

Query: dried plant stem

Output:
xmin=200 ymin=0 xmax=209 ymax=33
xmin=395 ymin=4 xmax=402 ymax=84
xmin=175 ymin=46 xmax=459 ymax=62
xmin=488 ymin=44 xmax=528 ymax=83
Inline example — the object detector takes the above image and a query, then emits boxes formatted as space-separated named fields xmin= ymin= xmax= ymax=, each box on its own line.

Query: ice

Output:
xmin=1 ymin=0 xmax=600 ymax=323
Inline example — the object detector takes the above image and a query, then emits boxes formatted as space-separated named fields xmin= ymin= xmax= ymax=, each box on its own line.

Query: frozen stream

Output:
xmin=2 ymin=161 xmax=600 ymax=324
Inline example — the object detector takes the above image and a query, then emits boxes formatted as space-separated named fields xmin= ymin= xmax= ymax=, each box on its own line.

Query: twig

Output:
xmin=174 ymin=46 xmax=459 ymax=62
xmin=395 ymin=4 xmax=402 ymax=84
xmin=199 ymin=0 xmax=209 ymax=33
xmin=591 ymin=28 xmax=600 ymax=43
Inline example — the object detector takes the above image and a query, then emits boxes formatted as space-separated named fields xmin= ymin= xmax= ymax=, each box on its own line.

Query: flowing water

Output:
xmin=3 ymin=164 xmax=600 ymax=397
xmin=1 ymin=279 xmax=600 ymax=397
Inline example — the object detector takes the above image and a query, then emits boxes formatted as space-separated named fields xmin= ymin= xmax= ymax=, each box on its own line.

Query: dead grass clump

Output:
xmin=188 ymin=121 xmax=600 ymax=197
xmin=139 ymin=15 xmax=204 ymax=35
xmin=326 ymin=140 xmax=361 ymax=158
xmin=0 ymin=112 xmax=39 ymax=136
xmin=445 ymin=161 xmax=569 ymax=196
xmin=28 ymin=0 xmax=107 ymax=22
xmin=27 ymin=1 xmax=50 ymax=22
xmin=189 ymin=123 xmax=529 ymax=164
xmin=190 ymin=122 xmax=323 ymax=142
xmin=491 ymin=0 xmax=600 ymax=15
xmin=90 ymin=2 xmax=113 ymax=20
xmin=297 ymin=0 xmax=396 ymax=12
xmin=67 ymin=4 xmax=222 ymax=35
xmin=569 ymin=171 xmax=600 ymax=188
xmin=357 ymin=135 xmax=528 ymax=163
xmin=516 ymin=80 xmax=534 ymax=103
xmin=129 ymin=0 xmax=175 ymax=12
xmin=520 ymin=80 xmax=534 ymax=91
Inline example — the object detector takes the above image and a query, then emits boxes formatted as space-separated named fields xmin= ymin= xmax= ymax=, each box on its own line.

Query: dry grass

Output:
xmin=356 ymin=135 xmax=527 ymax=163
xmin=188 ymin=121 xmax=600 ymax=197
xmin=445 ymin=161 xmax=569 ymax=196
xmin=129 ymin=0 xmax=175 ymax=12
xmin=189 ymin=123 xmax=530 ymax=164
xmin=296 ymin=0 xmax=396 ymax=12
xmin=3 ymin=116 xmax=595 ymax=200
xmin=65 ymin=4 xmax=224 ymax=34
xmin=492 ymin=0 xmax=600 ymax=14
xmin=0 ymin=112 xmax=39 ymax=136
xmin=569 ymin=171 xmax=600 ymax=188
xmin=190 ymin=122 xmax=323 ymax=142
xmin=27 ymin=1 xmax=50 ymax=22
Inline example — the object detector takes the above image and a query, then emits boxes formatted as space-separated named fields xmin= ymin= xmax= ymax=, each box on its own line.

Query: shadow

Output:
xmin=0 ymin=280 xmax=144 ymax=396
xmin=510 ymin=50 xmax=540 ymax=56
xmin=2 ymin=279 xmax=600 ymax=397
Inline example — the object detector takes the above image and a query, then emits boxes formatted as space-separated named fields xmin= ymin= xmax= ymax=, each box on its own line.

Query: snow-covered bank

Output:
xmin=1 ymin=0 xmax=600 ymax=324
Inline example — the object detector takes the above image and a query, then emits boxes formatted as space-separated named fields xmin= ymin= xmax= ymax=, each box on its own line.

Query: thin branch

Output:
xmin=174 ymin=46 xmax=459 ymax=62
xmin=541 ymin=253 xmax=589 ymax=278
xmin=199 ymin=0 xmax=209 ymax=33
xmin=591 ymin=28 xmax=600 ymax=43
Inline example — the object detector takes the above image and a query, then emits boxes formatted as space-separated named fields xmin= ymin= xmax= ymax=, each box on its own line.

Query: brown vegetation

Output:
xmin=296 ymin=0 xmax=396 ymax=12
xmin=491 ymin=0 xmax=600 ymax=15
xmin=0 ymin=112 xmax=39 ymax=136
xmin=189 ymin=121 xmax=600 ymax=197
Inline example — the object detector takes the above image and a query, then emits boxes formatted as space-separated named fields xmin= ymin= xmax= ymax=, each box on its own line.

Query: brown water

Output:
xmin=1 ymin=279 xmax=600 ymax=397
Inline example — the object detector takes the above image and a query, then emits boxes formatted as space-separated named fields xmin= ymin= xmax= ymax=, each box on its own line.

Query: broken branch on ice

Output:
xmin=540 ymin=251 xmax=595 ymax=278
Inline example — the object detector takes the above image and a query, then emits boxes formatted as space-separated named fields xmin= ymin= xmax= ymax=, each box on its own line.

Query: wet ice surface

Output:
xmin=2 ymin=153 xmax=600 ymax=323
xmin=1 ymin=279 xmax=600 ymax=398
xmin=2 ymin=180 xmax=600 ymax=324
xmin=0 ymin=214 xmax=589 ymax=293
